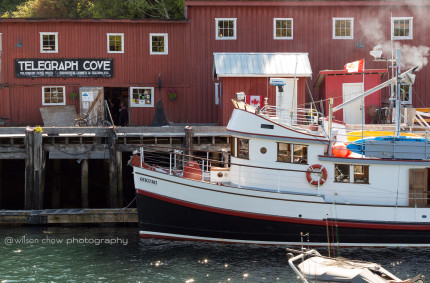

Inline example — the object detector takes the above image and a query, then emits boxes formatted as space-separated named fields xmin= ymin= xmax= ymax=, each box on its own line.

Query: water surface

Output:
xmin=0 ymin=227 xmax=428 ymax=282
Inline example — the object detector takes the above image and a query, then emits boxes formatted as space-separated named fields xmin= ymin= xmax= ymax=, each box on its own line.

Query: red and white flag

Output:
xmin=245 ymin=95 xmax=263 ymax=108
xmin=343 ymin=59 xmax=364 ymax=73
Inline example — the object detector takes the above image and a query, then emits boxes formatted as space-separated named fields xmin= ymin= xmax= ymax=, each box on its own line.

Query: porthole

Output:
xmin=260 ymin=147 xmax=267 ymax=154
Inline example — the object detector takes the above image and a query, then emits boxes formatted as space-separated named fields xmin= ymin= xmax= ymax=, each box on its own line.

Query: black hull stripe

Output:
xmin=136 ymin=189 xmax=430 ymax=231
xmin=136 ymin=193 xmax=430 ymax=245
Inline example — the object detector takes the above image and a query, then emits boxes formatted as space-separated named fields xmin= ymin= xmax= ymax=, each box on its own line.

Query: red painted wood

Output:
xmin=0 ymin=20 xmax=192 ymax=125
xmin=1 ymin=1 xmax=430 ymax=126
xmin=316 ymin=70 xmax=387 ymax=123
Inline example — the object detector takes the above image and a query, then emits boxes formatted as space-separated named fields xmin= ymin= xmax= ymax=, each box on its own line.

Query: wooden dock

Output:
xmin=0 ymin=208 xmax=137 ymax=225
xmin=0 ymin=125 xmax=229 ymax=212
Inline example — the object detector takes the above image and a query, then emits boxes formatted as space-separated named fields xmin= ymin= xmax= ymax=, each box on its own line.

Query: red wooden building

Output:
xmin=0 ymin=19 xmax=192 ymax=126
xmin=314 ymin=69 xmax=387 ymax=124
xmin=0 ymin=1 xmax=429 ymax=126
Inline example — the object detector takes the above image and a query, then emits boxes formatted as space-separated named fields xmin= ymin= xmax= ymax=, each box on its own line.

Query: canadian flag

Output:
xmin=343 ymin=59 xmax=364 ymax=73
xmin=245 ymin=95 xmax=263 ymax=108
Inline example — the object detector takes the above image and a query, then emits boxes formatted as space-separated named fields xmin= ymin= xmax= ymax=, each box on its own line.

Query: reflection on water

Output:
xmin=0 ymin=226 xmax=428 ymax=282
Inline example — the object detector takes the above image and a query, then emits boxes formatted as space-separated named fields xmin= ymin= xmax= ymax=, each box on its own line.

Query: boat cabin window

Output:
xmin=293 ymin=144 xmax=308 ymax=164
xmin=354 ymin=165 xmax=369 ymax=184
xmin=277 ymin=142 xmax=308 ymax=164
xmin=335 ymin=164 xmax=350 ymax=182
xmin=335 ymin=164 xmax=370 ymax=184
xmin=277 ymin=143 xmax=291 ymax=163
xmin=237 ymin=138 xmax=249 ymax=159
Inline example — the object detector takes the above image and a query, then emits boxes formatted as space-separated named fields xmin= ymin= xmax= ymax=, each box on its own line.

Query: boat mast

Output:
xmin=395 ymin=49 xmax=401 ymax=138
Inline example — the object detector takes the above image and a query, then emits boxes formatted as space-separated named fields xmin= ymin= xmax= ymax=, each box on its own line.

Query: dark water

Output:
xmin=0 ymin=226 xmax=429 ymax=282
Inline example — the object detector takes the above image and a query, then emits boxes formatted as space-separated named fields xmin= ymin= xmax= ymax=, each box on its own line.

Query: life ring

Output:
xmin=306 ymin=164 xmax=328 ymax=186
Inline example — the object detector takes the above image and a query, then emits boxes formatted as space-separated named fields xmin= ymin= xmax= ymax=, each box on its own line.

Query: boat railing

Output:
xmin=259 ymin=105 xmax=321 ymax=126
xmin=133 ymin=145 xmax=430 ymax=204
xmin=133 ymin=145 xmax=327 ymax=195
xmin=231 ymin=99 xmax=321 ymax=127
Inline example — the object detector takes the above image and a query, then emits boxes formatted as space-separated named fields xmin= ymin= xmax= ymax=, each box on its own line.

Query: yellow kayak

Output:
xmin=347 ymin=131 xmax=420 ymax=142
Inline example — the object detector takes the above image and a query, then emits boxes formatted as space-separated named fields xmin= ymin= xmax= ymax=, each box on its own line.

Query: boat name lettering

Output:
xmin=140 ymin=177 xmax=157 ymax=185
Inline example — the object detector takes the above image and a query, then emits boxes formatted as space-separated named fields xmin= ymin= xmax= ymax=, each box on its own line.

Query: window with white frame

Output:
xmin=391 ymin=17 xmax=413 ymax=40
xmin=150 ymin=33 xmax=168 ymax=55
xmin=130 ymin=87 xmax=154 ymax=107
xmin=107 ymin=33 xmax=124 ymax=53
xmin=332 ymin=18 xmax=353 ymax=39
xmin=216 ymin=18 xmax=237 ymax=40
xmin=40 ymin=32 xmax=58 ymax=53
xmin=274 ymin=18 xmax=293 ymax=39
xmin=42 ymin=86 xmax=65 ymax=105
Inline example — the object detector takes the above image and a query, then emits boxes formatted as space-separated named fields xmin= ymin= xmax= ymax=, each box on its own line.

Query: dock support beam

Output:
xmin=34 ymin=131 xmax=45 ymax=210
xmin=0 ymin=160 xmax=2 ymax=208
xmin=185 ymin=126 xmax=193 ymax=161
xmin=81 ymin=159 xmax=89 ymax=208
xmin=116 ymin=151 xmax=123 ymax=207
xmin=24 ymin=128 xmax=34 ymax=210
xmin=109 ymin=136 xmax=118 ymax=208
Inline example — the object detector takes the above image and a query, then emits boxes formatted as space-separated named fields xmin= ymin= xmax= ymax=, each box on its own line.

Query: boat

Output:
xmin=346 ymin=135 xmax=430 ymax=158
xmin=131 ymin=61 xmax=430 ymax=247
xmin=346 ymin=130 xmax=419 ymax=142
xmin=287 ymin=248 xmax=425 ymax=283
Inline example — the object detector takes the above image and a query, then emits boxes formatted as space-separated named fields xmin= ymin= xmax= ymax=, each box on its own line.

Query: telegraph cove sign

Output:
xmin=15 ymin=59 xmax=113 ymax=78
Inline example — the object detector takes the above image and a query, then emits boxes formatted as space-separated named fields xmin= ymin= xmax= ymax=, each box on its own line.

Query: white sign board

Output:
xmin=82 ymin=91 xmax=94 ymax=102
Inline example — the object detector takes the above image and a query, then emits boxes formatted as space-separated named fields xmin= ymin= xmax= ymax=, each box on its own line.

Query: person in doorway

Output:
xmin=119 ymin=101 xmax=129 ymax=126
xmin=107 ymin=98 xmax=120 ymax=125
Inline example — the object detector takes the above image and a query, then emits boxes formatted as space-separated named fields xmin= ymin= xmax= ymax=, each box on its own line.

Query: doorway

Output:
xmin=104 ymin=87 xmax=129 ymax=126
xmin=342 ymin=83 xmax=364 ymax=124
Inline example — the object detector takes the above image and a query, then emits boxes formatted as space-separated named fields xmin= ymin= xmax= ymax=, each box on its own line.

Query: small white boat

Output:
xmin=287 ymin=249 xmax=425 ymax=283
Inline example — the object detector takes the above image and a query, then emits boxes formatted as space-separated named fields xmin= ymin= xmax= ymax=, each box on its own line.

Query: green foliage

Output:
xmin=1 ymin=0 xmax=184 ymax=19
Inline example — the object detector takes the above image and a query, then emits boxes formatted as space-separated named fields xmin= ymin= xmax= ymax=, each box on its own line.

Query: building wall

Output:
xmin=187 ymin=1 xmax=430 ymax=123
xmin=1 ymin=1 xmax=430 ymax=126
xmin=0 ymin=19 xmax=191 ymax=126
xmin=321 ymin=72 xmax=383 ymax=123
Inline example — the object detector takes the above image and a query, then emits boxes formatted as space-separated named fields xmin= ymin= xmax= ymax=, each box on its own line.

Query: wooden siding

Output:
xmin=1 ymin=1 xmax=430 ymax=126
xmin=318 ymin=72 xmax=383 ymax=123
xmin=0 ymin=20 xmax=192 ymax=126
xmin=187 ymin=1 xmax=430 ymax=125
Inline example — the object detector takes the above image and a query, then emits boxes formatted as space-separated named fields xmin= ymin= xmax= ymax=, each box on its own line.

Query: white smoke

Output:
xmin=360 ymin=18 xmax=430 ymax=70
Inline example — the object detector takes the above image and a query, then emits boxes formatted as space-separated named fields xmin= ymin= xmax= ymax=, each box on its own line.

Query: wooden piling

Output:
xmin=0 ymin=160 xmax=2 ymax=208
xmin=33 ymin=131 xmax=45 ymax=210
xmin=116 ymin=151 xmax=123 ymax=207
xmin=81 ymin=159 xmax=89 ymax=208
xmin=24 ymin=128 xmax=34 ymax=210
xmin=109 ymin=139 xmax=118 ymax=208
xmin=185 ymin=126 xmax=193 ymax=162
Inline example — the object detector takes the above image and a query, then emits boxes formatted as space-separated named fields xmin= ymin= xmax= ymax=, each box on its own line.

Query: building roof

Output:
xmin=313 ymin=69 xmax=388 ymax=89
xmin=186 ymin=1 xmax=424 ymax=7
xmin=213 ymin=53 xmax=312 ymax=78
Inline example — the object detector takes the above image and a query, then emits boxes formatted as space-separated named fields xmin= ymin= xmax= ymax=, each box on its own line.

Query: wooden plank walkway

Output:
xmin=0 ymin=208 xmax=137 ymax=225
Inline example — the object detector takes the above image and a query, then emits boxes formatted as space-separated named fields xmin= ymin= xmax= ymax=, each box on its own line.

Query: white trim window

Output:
xmin=391 ymin=17 xmax=413 ymax=40
xmin=130 ymin=87 xmax=154 ymax=107
xmin=215 ymin=18 xmax=237 ymax=40
xmin=332 ymin=18 xmax=354 ymax=39
xmin=107 ymin=33 xmax=124 ymax=53
xmin=150 ymin=33 xmax=168 ymax=55
xmin=274 ymin=18 xmax=293 ymax=40
xmin=40 ymin=32 xmax=58 ymax=53
xmin=42 ymin=86 xmax=65 ymax=105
